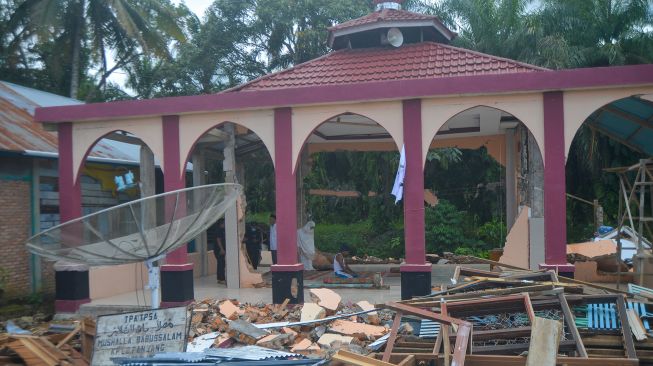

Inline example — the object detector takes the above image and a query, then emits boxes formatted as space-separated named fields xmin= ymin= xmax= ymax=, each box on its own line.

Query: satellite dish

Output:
xmin=26 ymin=183 xmax=241 ymax=308
xmin=387 ymin=28 xmax=404 ymax=47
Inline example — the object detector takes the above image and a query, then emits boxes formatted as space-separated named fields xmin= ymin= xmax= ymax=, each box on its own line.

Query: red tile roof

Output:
xmin=328 ymin=9 xmax=443 ymax=31
xmin=230 ymin=42 xmax=548 ymax=92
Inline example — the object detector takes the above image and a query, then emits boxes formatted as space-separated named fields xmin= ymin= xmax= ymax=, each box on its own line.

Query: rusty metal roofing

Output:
xmin=0 ymin=81 xmax=137 ymax=161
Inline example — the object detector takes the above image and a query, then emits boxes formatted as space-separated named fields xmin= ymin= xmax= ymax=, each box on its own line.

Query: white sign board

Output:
xmin=91 ymin=307 xmax=188 ymax=366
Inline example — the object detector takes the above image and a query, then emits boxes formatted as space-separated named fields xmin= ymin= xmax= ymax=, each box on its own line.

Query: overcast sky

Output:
xmin=175 ymin=0 xmax=212 ymax=17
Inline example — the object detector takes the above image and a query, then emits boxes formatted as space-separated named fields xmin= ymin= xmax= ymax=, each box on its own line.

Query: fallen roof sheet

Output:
xmin=586 ymin=95 xmax=653 ymax=156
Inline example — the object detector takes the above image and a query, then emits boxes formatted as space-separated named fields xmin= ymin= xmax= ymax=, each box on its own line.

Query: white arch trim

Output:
xmin=564 ymin=87 xmax=653 ymax=160
xmin=179 ymin=109 xmax=275 ymax=174
xmin=292 ymin=101 xmax=403 ymax=171
xmin=421 ymin=93 xmax=545 ymax=168
xmin=72 ymin=117 xmax=164 ymax=182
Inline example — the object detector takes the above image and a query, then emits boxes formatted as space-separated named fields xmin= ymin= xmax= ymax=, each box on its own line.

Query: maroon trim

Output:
xmin=403 ymin=99 xmax=427 ymax=266
xmin=539 ymin=263 xmax=575 ymax=272
xmin=160 ymin=300 xmax=193 ymax=308
xmin=543 ymin=92 xmax=568 ymax=265
xmin=274 ymin=108 xmax=299 ymax=266
xmin=161 ymin=263 xmax=194 ymax=272
xmin=55 ymin=298 xmax=90 ymax=313
xmin=400 ymin=263 xmax=432 ymax=272
xmin=58 ymin=123 xmax=82 ymax=222
xmin=35 ymin=65 xmax=653 ymax=123
xmin=271 ymin=263 xmax=304 ymax=272
xmin=162 ymin=115 xmax=188 ymax=265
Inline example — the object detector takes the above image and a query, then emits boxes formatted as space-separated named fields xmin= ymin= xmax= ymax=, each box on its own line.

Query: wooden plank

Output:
xmin=334 ymin=350 xmax=396 ymax=366
xmin=382 ymin=310 xmax=403 ymax=362
xmin=616 ymin=295 xmax=638 ymax=359
xmin=18 ymin=339 xmax=58 ymax=366
xmin=556 ymin=291 xmax=588 ymax=358
xmin=625 ymin=308 xmax=647 ymax=341
xmin=396 ymin=354 xmax=416 ymax=366
xmin=375 ymin=353 xmax=639 ymax=366
xmin=56 ymin=324 xmax=81 ymax=349
xmin=526 ymin=317 xmax=562 ymax=366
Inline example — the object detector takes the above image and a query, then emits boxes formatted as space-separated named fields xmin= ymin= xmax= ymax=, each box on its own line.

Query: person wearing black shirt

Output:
xmin=244 ymin=223 xmax=262 ymax=270
xmin=213 ymin=219 xmax=226 ymax=283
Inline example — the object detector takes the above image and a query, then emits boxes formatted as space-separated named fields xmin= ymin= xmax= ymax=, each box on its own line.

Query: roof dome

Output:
xmin=327 ymin=1 xmax=455 ymax=50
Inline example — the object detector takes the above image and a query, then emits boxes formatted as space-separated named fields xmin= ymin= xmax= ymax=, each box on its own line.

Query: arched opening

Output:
xmin=183 ymin=122 xmax=275 ymax=288
xmin=296 ymin=112 xmax=403 ymax=274
xmin=70 ymin=130 xmax=163 ymax=304
xmin=424 ymin=106 xmax=545 ymax=269
xmin=566 ymin=95 xmax=652 ymax=270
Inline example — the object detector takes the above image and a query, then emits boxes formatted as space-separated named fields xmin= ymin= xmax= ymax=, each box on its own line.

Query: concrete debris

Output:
xmin=219 ymin=300 xmax=241 ymax=320
xmin=300 ymin=303 xmax=326 ymax=322
xmin=355 ymin=300 xmax=380 ymax=325
xmin=317 ymin=333 xmax=354 ymax=347
xmin=226 ymin=319 xmax=269 ymax=344
xmin=328 ymin=320 xmax=387 ymax=339
xmin=309 ymin=288 xmax=341 ymax=312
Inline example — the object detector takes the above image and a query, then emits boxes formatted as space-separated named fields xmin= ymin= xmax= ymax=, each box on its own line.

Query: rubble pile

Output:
xmin=186 ymin=288 xmax=393 ymax=359
xmin=4 ymin=262 xmax=653 ymax=365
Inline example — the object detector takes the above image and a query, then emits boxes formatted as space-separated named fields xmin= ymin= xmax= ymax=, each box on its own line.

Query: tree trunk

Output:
xmin=69 ymin=0 xmax=85 ymax=99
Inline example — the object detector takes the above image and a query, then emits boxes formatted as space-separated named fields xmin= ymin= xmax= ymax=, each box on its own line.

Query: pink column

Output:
xmin=272 ymin=107 xmax=301 ymax=269
xmin=271 ymin=107 xmax=303 ymax=304
xmin=542 ymin=92 xmax=574 ymax=273
xmin=162 ymin=115 xmax=189 ymax=266
xmin=56 ymin=122 xmax=89 ymax=313
xmin=400 ymin=99 xmax=431 ymax=299
xmin=58 ymin=123 xmax=82 ymax=222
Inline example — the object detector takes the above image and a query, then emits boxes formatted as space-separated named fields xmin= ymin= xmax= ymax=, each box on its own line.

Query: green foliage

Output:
xmin=314 ymin=220 xmax=405 ymax=259
xmin=477 ymin=219 xmax=506 ymax=248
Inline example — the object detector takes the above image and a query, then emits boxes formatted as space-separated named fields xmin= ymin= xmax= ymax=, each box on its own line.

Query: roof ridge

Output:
xmin=327 ymin=8 xmax=438 ymax=31
xmin=434 ymin=42 xmax=549 ymax=71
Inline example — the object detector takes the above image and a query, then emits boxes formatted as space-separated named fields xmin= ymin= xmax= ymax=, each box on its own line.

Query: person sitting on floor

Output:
xmin=333 ymin=244 xmax=358 ymax=278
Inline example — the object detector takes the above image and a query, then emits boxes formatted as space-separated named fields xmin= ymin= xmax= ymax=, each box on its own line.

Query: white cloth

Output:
xmin=391 ymin=145 xmax=406 ymax=203
xmin=333 ymin=253 xmax=344 ymax=273
xmin=269 ymin=223 xmax=277 ymax=250
xmin=297 ymin=221 xmax=316 ymax=270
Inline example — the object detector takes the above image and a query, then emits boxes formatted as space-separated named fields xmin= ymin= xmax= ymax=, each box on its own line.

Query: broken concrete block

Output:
xmin=226 ymin=319 xmax=268 ymax=344
xmin=256 ymin=333 xmax=293 ymax=350
xmin=300 ymin=303 xmax=326 ymax=322
xmin=329 ymin=320 xmax=387 ymax=339
xmin=355 ymin=301 xmax=380 ymax=325
xmin=219 ymin=300 xmax=240 ymax=320
xmin=281 ymin=327 xmax=298 ymax=337
xmin=290 ymin=338 xmax=320 ymax=353
xmin=309 ymin=288 xmax=341 ymax=312
xmin=317 ymin=333 xmax=354 ymax=348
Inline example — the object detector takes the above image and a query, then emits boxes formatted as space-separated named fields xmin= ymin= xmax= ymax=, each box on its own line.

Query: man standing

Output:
xmin=213 ymin=219 xmax=226 ymax=283
xmin=269 ymin=214 xmax=277 ymax=265
xmin=245 ymin=223 xmax=262 ymax=270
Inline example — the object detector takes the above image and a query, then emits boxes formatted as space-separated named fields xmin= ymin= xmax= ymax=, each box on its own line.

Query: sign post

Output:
xmin=91 ymin=307 xmax=188 ymax=366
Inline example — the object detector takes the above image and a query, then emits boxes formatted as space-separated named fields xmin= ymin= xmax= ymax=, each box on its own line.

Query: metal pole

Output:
xmin=146 ymin=258 xmax=160 ymax=309
xmin=617 ymin=176 xmax=624 ymax=290
xmin=638 ymin=160 xmax=646 ymax=285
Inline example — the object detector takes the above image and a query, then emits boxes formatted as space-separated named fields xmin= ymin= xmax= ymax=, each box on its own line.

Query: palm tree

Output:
xmin=6 ymin=0 xmax=186 ymax=99
xmin=537 ymin=0 xmax=653 ymax=67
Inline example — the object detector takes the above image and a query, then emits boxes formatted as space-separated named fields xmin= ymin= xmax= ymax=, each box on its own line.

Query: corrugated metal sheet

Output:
xmin=0 ymin=81 xmax=139 ymax=161
xmin=586 ymin=96 xmax=653 ymax=156
xmin=111 ymin=347 xmax=322 ymax=366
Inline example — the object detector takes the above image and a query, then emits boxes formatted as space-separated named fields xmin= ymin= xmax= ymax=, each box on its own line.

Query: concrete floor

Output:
xmin=79 ymin=264 xmax=490 ymax=316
